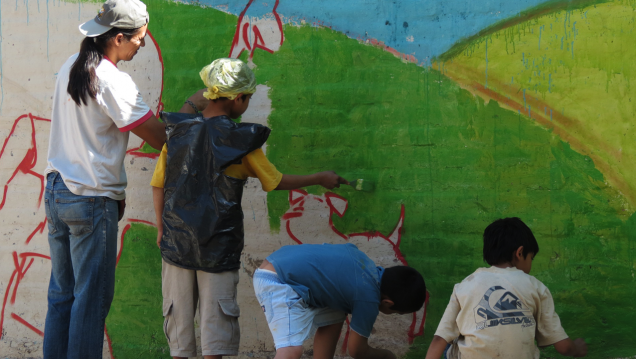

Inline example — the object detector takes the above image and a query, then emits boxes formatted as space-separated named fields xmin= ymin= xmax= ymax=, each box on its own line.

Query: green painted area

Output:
xmin=145 ymin=0 xmax=238 ymax=113
xmin=136 ymin=141 xmax=159 ymax=154
xmin=99 ymin=1 xmax=636 ymax=358
xmin=250 ymin=24 xmax=635 ymax=358
xmin=440 ymin=0 xmax=636 ymax=207
xmin=105 ymin=223 xmax=169 ymax=358
xmin=436 ymin=0 xmax=614 ymax=62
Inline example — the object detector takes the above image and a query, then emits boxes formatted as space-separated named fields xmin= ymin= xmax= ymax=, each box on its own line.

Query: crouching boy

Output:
xmin=425 ymin=217 xmax=587 ymax=359
xmin=254 ymin=243 xmax=426 ymax=359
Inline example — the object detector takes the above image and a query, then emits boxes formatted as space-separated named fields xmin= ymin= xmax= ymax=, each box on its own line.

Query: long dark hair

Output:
xmin=67 ymin=26 xmax=141 ymax=106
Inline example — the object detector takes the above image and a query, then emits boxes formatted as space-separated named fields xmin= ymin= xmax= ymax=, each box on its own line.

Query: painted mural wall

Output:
xmin=0 ymin=0 xmax=635 ymax=358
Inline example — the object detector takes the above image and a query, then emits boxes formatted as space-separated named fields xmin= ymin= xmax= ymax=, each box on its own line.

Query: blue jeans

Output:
xmin=43 ymin=172 xmax=119 ymax=359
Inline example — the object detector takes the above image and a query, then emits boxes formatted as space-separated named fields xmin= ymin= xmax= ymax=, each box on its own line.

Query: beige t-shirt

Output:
xmin=435 ymin=266 xmax=568 ymax=359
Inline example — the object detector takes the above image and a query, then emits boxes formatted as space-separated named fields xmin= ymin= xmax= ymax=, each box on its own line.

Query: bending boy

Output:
xmin=255 ymin=243 xmax=427 ymax=359
xmin=151 ymin=58 xmax=347 ymax=359
xmin=425 ymin=217 xmax=587 ymax=359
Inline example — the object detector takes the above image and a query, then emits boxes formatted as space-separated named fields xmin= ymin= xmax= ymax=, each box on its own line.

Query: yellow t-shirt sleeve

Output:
xmin=150 ymin=145 xmax=282 ymax=191
xmin=224 ymin=148 xmax=283 ymax=192
xmin=150 ymin=144 xmax=168 ymax=188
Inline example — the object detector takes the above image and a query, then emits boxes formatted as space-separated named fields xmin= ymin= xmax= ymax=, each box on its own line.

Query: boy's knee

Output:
xmin=274 ymin=346 xmax=304 ymax=359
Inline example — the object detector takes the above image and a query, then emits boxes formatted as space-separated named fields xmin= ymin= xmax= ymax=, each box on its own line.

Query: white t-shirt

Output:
xmin=45 ymin=54 xmax=153 ymax=200
xmin=435 ymin=266 xmax=568 ymax=359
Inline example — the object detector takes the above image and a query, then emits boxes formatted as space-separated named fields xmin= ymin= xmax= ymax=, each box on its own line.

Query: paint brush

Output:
xmin=347 ymin=179 xmax=374 ymax=192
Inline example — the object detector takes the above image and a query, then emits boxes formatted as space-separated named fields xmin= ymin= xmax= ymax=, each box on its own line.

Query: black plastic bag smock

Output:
xmin=159 ymin=112 xmax=270 ymax=272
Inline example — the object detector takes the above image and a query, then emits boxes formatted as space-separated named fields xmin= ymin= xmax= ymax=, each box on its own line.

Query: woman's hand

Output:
xmin=131 ymin=115 xmax=166 ymax=150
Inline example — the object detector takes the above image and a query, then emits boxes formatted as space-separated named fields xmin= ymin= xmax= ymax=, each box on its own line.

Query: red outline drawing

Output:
xmin=281 ymin=190 xmax=429 ymax=346
xmin=0 ymin=113 xmax=51 ymax=249
xmin=229 ymin=0 xmax=284 ymax=60
xmin=340 ymin=317 xmax=351 ymax=355
xmin=0 ymin=217 xmax=155 ymax=353
xmin=0 ymin=113 xmax=50 ymax=211
xmin=0 ymin=113 xmax=160 ymax=350
xmin=11 ymin=313 xmax=44 ymax=337
xmin=1 ymin=252 xmax=50 ymax=339
xmin=25 ymin=217 xmax=47 ymax=245
xmin=125 ymin=29 xmax=165 ymax=159
xmin=0 ymin=250 xmax=115 ymax=356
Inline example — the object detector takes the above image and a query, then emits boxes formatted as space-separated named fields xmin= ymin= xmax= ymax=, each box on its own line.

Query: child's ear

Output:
xmin=379 ymin=298 xmax=396 ymax=314
xmin=513 ymin=246 xmax=524 ymax=261
xmin=380 ymin=298 xmax=395 ymax=308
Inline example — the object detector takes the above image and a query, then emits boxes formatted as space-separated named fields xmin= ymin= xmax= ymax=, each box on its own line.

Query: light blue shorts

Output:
xmin=253 ymin=269 xmax=346 ymax=349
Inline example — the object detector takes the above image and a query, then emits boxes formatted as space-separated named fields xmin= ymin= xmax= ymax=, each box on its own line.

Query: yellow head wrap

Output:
xmin=199 ymin=58 xmax=257 ymax=101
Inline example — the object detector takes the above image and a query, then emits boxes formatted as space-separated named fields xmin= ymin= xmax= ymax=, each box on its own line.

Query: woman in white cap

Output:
xmin=42 ymin=0 xmax=201 ymax=357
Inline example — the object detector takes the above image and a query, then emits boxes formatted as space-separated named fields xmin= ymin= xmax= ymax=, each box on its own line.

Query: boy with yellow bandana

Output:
xmin=151 ymin=58 xmax=346 ymax=359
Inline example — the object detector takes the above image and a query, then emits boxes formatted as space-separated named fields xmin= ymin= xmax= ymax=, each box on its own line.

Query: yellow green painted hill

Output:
xmin=437 ymin=0 xmax=636 ymax=208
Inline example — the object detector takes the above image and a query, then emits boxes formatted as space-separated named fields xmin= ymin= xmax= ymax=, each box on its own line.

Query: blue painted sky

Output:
xmin=188 ymin=0 xmax=549 ymax=64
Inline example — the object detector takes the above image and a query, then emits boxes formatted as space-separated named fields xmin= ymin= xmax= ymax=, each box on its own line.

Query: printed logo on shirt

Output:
xmin=473 ymin=286 xmax=535 ymax=330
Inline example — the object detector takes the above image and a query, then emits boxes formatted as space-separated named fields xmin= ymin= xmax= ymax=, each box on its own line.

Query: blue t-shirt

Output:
xmin=267 ymin=243 xmax=385 ymax=338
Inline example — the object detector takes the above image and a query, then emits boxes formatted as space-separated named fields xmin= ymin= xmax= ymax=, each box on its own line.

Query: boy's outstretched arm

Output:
xmin=153 ymin=186 xmax=164 ymax=248
xmin=552 ymin=338 xmax=587 ymax=357
xmin=425 ymin=335 xmax=449 ymax=359
xmin=347 ymin=330 xmax=396 ymax=359
xmin=275 ymin=171 xmax=348 ymax=190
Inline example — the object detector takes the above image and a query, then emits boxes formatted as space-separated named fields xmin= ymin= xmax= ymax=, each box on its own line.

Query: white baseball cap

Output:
xmin=79 ymin=0 xmax=149 ymax=37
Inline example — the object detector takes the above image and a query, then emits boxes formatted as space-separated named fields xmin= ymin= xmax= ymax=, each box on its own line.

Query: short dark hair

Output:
xmin=380 ymin=266 xmax=426 ymax=313
xmin=211 ymin=94 xmax=252 ymax=103
xmin=483 ymin=217 xmax=539 ymax=266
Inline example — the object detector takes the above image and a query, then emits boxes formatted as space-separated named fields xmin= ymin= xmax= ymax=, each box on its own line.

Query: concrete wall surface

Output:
xmin=1 ymin=0 xmax=635 ymax=358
